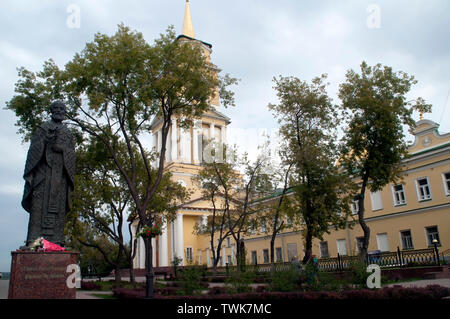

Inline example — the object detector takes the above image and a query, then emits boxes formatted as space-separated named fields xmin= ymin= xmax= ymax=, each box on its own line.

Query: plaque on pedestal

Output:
xmin=8 ymin=250 xmax=79 ymax=299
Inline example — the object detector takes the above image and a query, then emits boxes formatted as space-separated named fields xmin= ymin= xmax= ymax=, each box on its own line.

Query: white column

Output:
xmin=171 ymin=119 xmax=178 ymax=162
xmin=193 ymin=120 xmax=201 ymax=163
xmin=231 ymin=244 xmax=236 ymax=265
xmin=222 ymin=246 xmax=226 ymax=266
xmin=171 ymin=221 xmax=175 ymax=262
xmin=175 ymin=213 xmax=184 ymax=265
xmin=221 ymin=125 xmax=227 ymax=145
xmin=157 ymin=129 xmax=162 ymax=153
xmin=165 ymin=126 xmax=171 ymax=163
xmin=152 ymin=237 xmax=157 ymax=267
xmin=152 ymin=133 xmax=158 ymax=167
xmin=180 ymin=127 xmax=191 ymax=163
xmin=131 ymin=224 xmax=138 ymax=269
xmin=159 ymin=220 xmax=168 ymax=267
xmin=209 ymin=123 xmax=215 ymax=141
xmin=206 ymin=248 xmax=210 ymax=267
xmin=139 ymin=237 xmax=145 ymax=269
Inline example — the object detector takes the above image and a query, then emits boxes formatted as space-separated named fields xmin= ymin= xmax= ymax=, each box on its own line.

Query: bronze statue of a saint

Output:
xmin=21 ymin=101 xmax=75 ymax=247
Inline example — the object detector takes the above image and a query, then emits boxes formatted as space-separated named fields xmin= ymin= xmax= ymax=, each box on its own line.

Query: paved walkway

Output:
xmin=76 ymin=290 xmax=113 ymax=299
xmin=0 ymin=280 xmax=9 ymax=299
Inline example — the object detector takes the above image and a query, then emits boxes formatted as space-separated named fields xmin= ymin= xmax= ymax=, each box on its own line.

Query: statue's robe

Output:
xmin=22 ymin=121 xmax=75 ymax=246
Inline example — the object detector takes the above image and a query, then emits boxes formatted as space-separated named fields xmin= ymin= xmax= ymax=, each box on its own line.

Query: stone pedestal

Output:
xmin=8 ymin=250 xmax=79 ymax=299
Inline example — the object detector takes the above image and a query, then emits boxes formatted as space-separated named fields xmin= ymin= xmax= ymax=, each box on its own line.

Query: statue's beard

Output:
xmin=51 ymin=114 xmax=65 ymax=122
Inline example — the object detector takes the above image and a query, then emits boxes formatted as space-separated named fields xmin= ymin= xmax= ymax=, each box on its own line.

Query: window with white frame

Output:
xmin=426 ymin=226 xmax=441 ymax=246
xmin=370 ymin=191 xmax=383 ymax=211
xmin=227 ymin=255 xmax=232 ymax=265
xmin=356 ymin=237 xmax=365 ymax=253
xmin=251 ymin=251 xmax=257 ymax=265
xmin=263 ymin=249 xmax=269 ymax=263
xmin=416 ymin=177 xmax=432 ymax=201
xmin=260 ymin=219 xmax=267 ymax=233
xmin=286 ymin=216 xmax=294 ymax=228
xmin=443 ymin=172 xmax=450 ymax=196
xmin=186 ymin=247 xmax=193 ymax=262
xmin=320 ymin=241 xmax=329 ymax=258
xmin=248 ymin=221 xmax=256 ymax=235
xmin=351 ymin=197 xmax=359 ymax=215
xmin=376 ymin=233 xmax=390 ymax=252
xmin=392 ymin=184 xmax=406 ymax=206
xmin=276 ymin=247 xmax=283 ymax=262
xmin=400 ymin=230 xmax=414 ymax=250
xmin=337 ymin=239 xmax=348 ymax=256
xmin=226 ymin=237 xmax=231 ymax=247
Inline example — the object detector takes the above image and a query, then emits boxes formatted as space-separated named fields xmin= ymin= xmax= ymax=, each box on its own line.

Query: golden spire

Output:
xmin=182 ymin=0 xmax=195 ymax=38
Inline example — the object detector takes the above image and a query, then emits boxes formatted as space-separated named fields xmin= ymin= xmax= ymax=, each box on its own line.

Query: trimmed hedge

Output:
xmin=113 ymin=284 xmax=450 ymax=300
xmin=80 ymin=281 xmax=102 ymax=291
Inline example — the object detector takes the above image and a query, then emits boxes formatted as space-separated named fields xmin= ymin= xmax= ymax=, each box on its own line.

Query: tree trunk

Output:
xmin=114 ymin=245 xmax=123 ymax=285
xmin=145 ymin=237 xmax=154 ymax=299
xmin=270 ymin=233 xmax=276 ymax=275
xmin=128 ymin=257 xmax=136 ymax=288
xmin=236 ymin=239 xmax=246 ymax=272
xmin=302 ymin=228 xmax=313 ymax=264
xmin=213 ymin=248 xmax=221 ymax=276
xmin=358 ymin=176 xmax=370 ymax=264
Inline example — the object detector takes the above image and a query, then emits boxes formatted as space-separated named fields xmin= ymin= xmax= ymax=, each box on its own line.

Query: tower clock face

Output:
xmin=422 ymin=136 xmax=432 ymax=146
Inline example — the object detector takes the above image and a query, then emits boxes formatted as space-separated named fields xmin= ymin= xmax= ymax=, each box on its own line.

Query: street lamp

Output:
xmin=432 ymin=239 xmax=440 ymax=266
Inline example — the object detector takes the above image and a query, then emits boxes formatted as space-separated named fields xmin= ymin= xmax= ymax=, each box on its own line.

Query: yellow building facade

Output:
xmin=240 ymin=119 xmax=450 ymax=264
xmin=132 ymin=2 xmax=450 ymax=269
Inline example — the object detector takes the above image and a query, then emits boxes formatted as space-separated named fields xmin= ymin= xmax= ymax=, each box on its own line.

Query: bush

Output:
xmin=112 ymin=284 xmax=450 ymax=299
xmin=156 ymin=287 xmax=179 ymax=296
xmin=113 ymin=288 xmax=145 ymax=299
xmin=270 ymin=266 xmax=300 ymax=292
xmin=80 ymin=281 xmax=102 ymax=290
xmin=208 ymin=286 xmax=228 ymax=295
xmin=225 ymin=268 xmax=256 ymax=294
xmin=316 ymin=272 xmax=349 ymax=291
xmin=349 ymin=261 xmax=370 ymax=288
xmin=177 ymin=265 xmax=204 ymax=296
xmin=255 ymin=285 xmax=267 ymax=293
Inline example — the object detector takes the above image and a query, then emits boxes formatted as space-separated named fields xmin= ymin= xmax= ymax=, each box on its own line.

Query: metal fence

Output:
xmin=317 ymin=247 xmax=441 ymax=271
xmin=208 ymin=246 xmax=444 ymax=273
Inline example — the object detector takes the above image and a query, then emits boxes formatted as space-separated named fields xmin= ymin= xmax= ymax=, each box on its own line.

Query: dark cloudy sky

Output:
xmin=0 ymin=0 xmax=449 ymax=271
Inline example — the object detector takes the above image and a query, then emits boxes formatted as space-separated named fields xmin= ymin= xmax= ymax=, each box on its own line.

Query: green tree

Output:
xmin=66 ymin=230 xmax=129 ymax=278
xmin=261 ymin=162 xmax=293 ymax=273
xmin=269 ymin=74 xmax=354 ymax=264
xmin=338 ymin=62 xmax=431 ymax=260
xmin=229 ymin=146 xmax=275 ymax=272
xmin=66 ymin=138 xmax=188 ymax=287
xmin=193 ymin=143 xmax=240 ymax=275
xmin=6 ymin=24 xmax=236 ymax=298
xmin=194 ymin=143 xmax=275 ymax=273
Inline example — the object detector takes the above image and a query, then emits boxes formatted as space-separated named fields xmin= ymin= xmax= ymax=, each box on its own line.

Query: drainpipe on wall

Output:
xmin=346 ymin=220 xmax=353 ymax=256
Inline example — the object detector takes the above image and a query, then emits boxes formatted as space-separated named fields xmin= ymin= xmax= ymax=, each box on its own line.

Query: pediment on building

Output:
xmin=149 ymin=107 xmax=231 ymax=131
xmin=178 ymin=193 xmax=242 ymax=212
xmin=203 ymin=108 xmax=231 ymax=124
xmin=408 ymin=119 xmax=450 ymax=155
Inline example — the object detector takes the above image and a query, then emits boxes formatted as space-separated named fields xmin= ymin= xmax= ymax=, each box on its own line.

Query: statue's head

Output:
xmin=49 ymin=100 xmax=66 ymax=122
